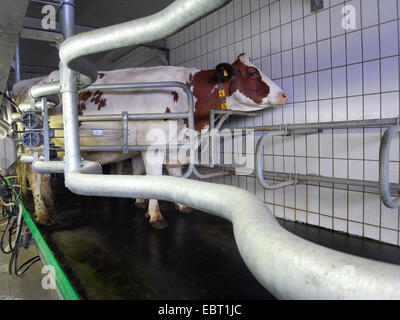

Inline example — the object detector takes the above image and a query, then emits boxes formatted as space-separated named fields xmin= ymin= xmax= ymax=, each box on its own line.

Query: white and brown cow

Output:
xmin=13 ymin=54 xmax=287 ymax=229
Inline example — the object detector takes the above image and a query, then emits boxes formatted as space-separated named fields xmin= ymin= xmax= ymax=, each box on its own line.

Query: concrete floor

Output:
xmin=0 ymin=237 xmax=59 ymax=300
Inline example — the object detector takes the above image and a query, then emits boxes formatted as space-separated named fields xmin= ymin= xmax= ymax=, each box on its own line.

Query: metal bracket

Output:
xmin=311 ymin=0 xmax=323 ymax=12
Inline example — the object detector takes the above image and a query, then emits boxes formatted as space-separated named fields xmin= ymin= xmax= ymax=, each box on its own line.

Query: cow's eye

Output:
xmin=248 ymin=72 xmax=257 ymax=77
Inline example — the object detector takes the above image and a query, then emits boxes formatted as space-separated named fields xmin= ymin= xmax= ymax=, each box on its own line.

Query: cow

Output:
xmin=13 ymin=54 xmax=287 ymax=229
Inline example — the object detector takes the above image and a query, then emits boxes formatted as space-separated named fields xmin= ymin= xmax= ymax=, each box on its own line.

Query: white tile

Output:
xmin=331 ymin=35 xmax=346 ymax=67
xmin=381 ymin=92 xmax=400 ymax=118
xmin=362 ymin=26 xmax=379 ymax=61
xmin=317 ymin=39 xmax=331 ymax=70
xmin=292 ymin=19 xmax=304 ymax=48
xmin=320 ymin=131 xmax=333 ymax=157
xmin=363 ymin=94 xmax=380 ymax=120
xmin=320 ymin=158 xmax=333 ymax=177
xmin=252 ymin=34 xmax=261 ymax=58
xmin=227 ymin=22 xmax=235 ymax=45
xmin=275 ymin=188 xmax=284 ymax=205
xmin=364 ymin=160 xmax=379 ymax=181
xmin=381 ymin=57 xmax=399 ymax=93
xmin=295 ymin=156 xmax=307 ymax=174
xmin=379 ymin=0 xmax=397 ymax=23
xmin=348 ymin=191 xmax=363 ymax=222
xmin=295 ymin=135 xmax=306 ymax=156
xmin=271 ymin=53 xmax=281 ymax=79
xmin=270 ymin=27 xmax=281 ymax=54
xmin=364 ymin=131 xmax=381 ymax=161
xmin=251 ymin=11 xmax=260 ymax=35
xmin=333 ymin=129 xmax=347 ymax=159
xmin=334 ymin=189 xmax=348 ymax=219
xmin=332 ymin=67 xmax=347 ymax=98
xmin=307 ymin=185 xmax=320 ymax=213
xmin=296 ymin=210 xmax=307 ymax=223
xmin=307 ymin=134 xmax=319 ymax=157
xmin=291 ymin=0 xmax=303 ymax=20
xmin=260 ymin=6 xmax=270 ymax=32
xmin=318 ymin=70 xmax=332 ymax=100
xmin=285 ymin=208 xmax=295 ymax=221
xmin=319 ymin=99 xmax=332 ymax=122
xmin=317 ymin=9 xmax=330 ymax=40
xmin=274 ymin=205 xmax=284 ymax=218
xmin=281 ymin=23 xmax=292 ymax=51
xmin=364 ymin=225 xmax=380 ymax=241
xmin=348 ymin=130 xmax=363 ymax=159
xmin=320 ymin=215 xmax=333 ymax=229
xmin=293 ymin=76 xmax=305 ymax=102
xmin=270 ymin=1 xmax=280 ymax=28
xmin=294 ymin=101 xmax=305 ymax=123
xmin=306 ymin=100 xmax=318 ymax=123
xmin=285 ymin=185 xmax=295 ymax=207
xmin=346 ymin=30 xmax=362 ymax=64
xmin=227 ymin=2 xmax=234 ymax=22
xmin=348 ymin=221 xmax=363 ymax=236
xmin=361 ymin=0 xmax=378 ymax=29
xmin=296 ymin=185 xmax=307 ymax=210
xmin=332 ymin=98 xmax=346 ymax=121
xmin=381 ymin=204 xmax=399 ymax=230
xmin=242 ymin=0 xmax=251 ymax=15
xmin=381 ymin=229 xmax=398 ymax=246
xmin=347 ymin=96 xmax=363 ymax=120
xmin=334 ymin=158 xmax=347 ymax=178
xmin=220 ymin=26 xmax=228 ymax=48
xmin=280 ymin=0 xmax=291 ymax=24
xmin=348 ymin=160 xmax=363 ymax=180
xmin=234 ymin=18 xmax=243 ymax=42
xmin=281 ymin=50 xmax=293 ymax=77
xmin=347 ymin=63 xmax=363 ymax=96
xmin=380 ymin=21 xmax=399 ymax=58
xmin=234 ymin=0 xmax=242 ymax=19
xmin=250 ymin=0 xmax=260 ymax=12
xmin=304 ymin=14 xmax=317 ymax=44
xmin=219 ymin=6 xmax=227 ymax=26
xmin=283 ymin=135 xmax=294 ymax=156
xmin=307 ymin=157 xmax=319 ymax=175
xmin=260 ymin=31 xmax=270 ymax=56
xmin=333 ymin=218 xmax=347 ymax=233
xmin=305 ymin=72 xmax=318 ymax=100
xmin=308 ymin=212 xmax=319 ymax=226
xmin=363 ymin=60 xmax=380 ymax=95
xmin=243 ymin=14 xmax=251 ymax=39
xmin=243 ymin=38 xmax=252 ymax=57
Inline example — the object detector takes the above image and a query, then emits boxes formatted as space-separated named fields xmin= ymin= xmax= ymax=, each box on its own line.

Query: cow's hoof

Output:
xmin=135 ymin=200 xmax=148 ymax=209
xmin=150 ymin=219 xmax=168 ymax=230
xmin=36 ymin=216 xmax=56 ymax=227
xmin=175 ymin=204 xmax=193 ymax=214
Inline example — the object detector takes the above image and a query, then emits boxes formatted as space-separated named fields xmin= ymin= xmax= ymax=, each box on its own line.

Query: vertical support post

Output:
xmin=41 ymin=97 xmax=50 ymax=162
xmin=60 ymin=0 xmax=81 ymax=174
xmin=209 ymin=109 xmax=216 ymax=167
xmin=122 ymin=111 xmax=128 ymax=154
xmin=15 ymin=41 xmax=22 ymax=83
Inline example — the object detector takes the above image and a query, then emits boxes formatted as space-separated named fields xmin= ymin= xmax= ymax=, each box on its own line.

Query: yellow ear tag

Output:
xmin=221 ymin=102 xmax=228 ymax=110
xmin=218 ymin=89 xmax=225 ymax=97
xmin=223 ymin=70 xmax=228 ymax=77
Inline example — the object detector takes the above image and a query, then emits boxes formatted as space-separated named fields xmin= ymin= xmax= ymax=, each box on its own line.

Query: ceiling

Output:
xmin=13 ymin=0 xmax=174 ymax=84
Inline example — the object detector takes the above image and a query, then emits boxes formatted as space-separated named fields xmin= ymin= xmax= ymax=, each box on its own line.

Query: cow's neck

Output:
xmin=186 ymin=70 xmax=232 ymax=132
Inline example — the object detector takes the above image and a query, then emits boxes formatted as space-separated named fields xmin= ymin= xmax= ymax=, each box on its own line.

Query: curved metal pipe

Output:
xmin=255 ymin=131 xmax=298 ymax=189
xmin=59 ymin=0 xmax=230 ymax=71
xmin=379 ymin=125 xmax=400 ymax=208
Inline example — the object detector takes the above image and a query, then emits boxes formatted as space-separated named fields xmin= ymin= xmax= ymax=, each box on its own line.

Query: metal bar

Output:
xmin=202 ymin=165 xmax=400 ymax=193
xmin=255 ymin=130 xmax=298 ymax=189
xmin=14 ymin=41 xmax=21 ymax=83
xmin=230 ymin=118 xmax=400 ymax=132
xmin=78 ymin=112 xmax=189 ymax=122
xmin=379 ymin=125 xmax=400 ymax=208
xmin=41 ymin=97 xmax=50 ymax=161
xmin=79 ymin=144 xmax=187 ymax=152
xmin=121 ymin=111 xmax=128 ymax=154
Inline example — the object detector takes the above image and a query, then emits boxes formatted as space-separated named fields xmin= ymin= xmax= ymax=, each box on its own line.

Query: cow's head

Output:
xmin=216 ymin=54 xmax=287 ymax=111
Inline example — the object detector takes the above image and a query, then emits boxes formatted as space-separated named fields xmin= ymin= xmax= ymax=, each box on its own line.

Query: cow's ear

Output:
xmin=215 ymin=63 xmax=233 ymax=81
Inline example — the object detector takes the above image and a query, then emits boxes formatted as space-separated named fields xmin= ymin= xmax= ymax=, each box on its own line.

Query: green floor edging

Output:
xmin=6 ymin=178 xmax=79 ymax=300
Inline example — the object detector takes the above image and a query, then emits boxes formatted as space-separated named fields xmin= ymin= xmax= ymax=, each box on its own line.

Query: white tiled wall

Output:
xmin=166 ymin=0 xmax=400 ymax=245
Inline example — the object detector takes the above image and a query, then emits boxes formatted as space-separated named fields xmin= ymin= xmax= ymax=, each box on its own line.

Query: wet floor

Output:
xmin=32 ymin=175 xmax=275 ymax=300
xmin=24 ymin=175 xmax=400 ymax=300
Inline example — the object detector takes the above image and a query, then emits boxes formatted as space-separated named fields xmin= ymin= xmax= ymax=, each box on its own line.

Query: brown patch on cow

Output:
xmin=90 ymin=91 xmax=107 ymax=111
xmin=78 ymin=102 xmax=87 ymax=116
xmin=78 ymin=91 xmax=92 ymax=102
xmin=165 ymin=107 xmax=171 ymax=113
xmin=98 ymin=72 xmax=105 ymax=79
xmin=171 ymin=91 xmax=179 ymax=102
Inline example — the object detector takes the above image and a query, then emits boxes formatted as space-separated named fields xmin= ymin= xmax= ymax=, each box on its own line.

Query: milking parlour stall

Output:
xmin=0 ymin=0 xmax=399 ymax=313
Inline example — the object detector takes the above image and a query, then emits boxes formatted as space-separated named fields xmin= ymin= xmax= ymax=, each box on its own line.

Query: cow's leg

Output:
xmin=26 ymin=166 xmax=54 ymax=226
xmin=41 ymin=174 xmax=56 ymax=211
xmin=132 ymin=156 xmax=147 ymax=209
xmin=115 ymin=161 xmax=124 ymax=175
xmin=141 ymin=151 xmax=168 ymax=229
xmin=165 ymin=166 xmax=193 ymax=214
